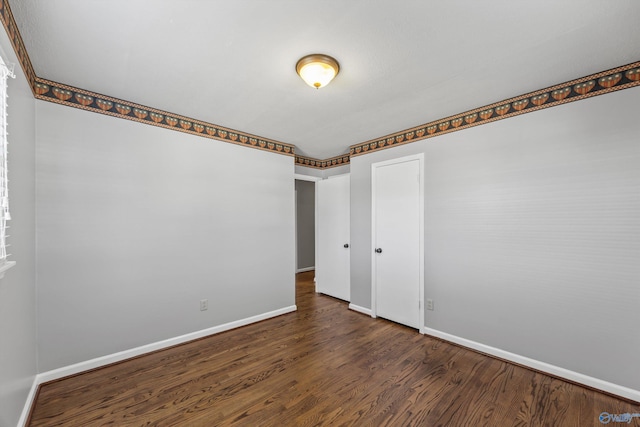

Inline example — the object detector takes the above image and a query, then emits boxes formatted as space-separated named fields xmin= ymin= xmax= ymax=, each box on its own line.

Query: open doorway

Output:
xmin=294 ymin=178 xmax=317 ymax=273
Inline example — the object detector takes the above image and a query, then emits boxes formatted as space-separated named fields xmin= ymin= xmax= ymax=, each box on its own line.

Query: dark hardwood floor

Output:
xmin=28 ymin=271 xmax=639 ymax=426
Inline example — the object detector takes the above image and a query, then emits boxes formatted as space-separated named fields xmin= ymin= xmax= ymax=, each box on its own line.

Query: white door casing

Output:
xmin=316 ymin=174 xmax=350 ymax=301
xmin=294 ymin=173 xmax=321 ymax=276
xmin=371 ymin=154 xmax=424 ymax=330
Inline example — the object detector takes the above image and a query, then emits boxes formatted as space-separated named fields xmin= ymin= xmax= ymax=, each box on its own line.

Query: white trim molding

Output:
xmin=348 ymin=303 xmax=372 ymax=317
xmin=296 ymin=266 xmax=315 ymax=273
xmin=423 ymin=327 xmax=640 ymax=404
xmin=325 ymin=172 xmax=350 ymax=180
xmin=294 ymin=173 xmax=322 ymax=182
xmin=19 ymin=305 xmax=297 ymax=426
xmin=18 ymin=376 xmax=39 ymax=427
xmin=38 ymin=305 xmax=297 ymax=383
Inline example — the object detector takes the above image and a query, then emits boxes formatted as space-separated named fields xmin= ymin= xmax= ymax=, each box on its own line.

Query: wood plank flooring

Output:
xmin=28 ymin=271 xmax=640 ymax=426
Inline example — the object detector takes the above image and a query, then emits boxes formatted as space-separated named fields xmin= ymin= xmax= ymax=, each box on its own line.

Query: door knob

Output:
xmin=375 ymin=248 xmax=382 ymax=253
xmin=344 ymin=243 xmax=349 ymax=248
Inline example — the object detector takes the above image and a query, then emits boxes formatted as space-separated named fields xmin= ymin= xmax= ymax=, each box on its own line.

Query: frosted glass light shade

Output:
xmin=296 ymin=54 xmax=340 ymax=89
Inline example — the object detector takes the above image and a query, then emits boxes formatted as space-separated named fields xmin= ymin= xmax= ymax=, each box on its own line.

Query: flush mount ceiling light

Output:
xmin=296 ymin=54 xmax=340 ymax=89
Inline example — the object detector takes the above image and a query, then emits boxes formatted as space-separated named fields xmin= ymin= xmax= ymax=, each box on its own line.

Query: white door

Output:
xmin=316 ymin=174 xmax=350 ymax=301
xmin=372 ymin=155 xmax=423 ymax=329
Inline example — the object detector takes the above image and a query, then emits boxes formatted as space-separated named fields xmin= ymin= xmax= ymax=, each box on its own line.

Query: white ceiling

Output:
xmin=9 ymin=0 xmax=640 ymax=159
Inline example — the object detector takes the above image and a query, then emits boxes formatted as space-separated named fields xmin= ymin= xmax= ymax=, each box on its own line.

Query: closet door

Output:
xmin=372 ymin=155 xmax=423 ymax=329
xmin=316 ymin=174 xmax=350 ymax=301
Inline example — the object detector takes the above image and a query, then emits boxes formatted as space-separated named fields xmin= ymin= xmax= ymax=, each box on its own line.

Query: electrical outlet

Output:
xmin=426 ymin=299 xmax=434 ymax=311
xmin=200 ymin=299 xmax=208 ymax=311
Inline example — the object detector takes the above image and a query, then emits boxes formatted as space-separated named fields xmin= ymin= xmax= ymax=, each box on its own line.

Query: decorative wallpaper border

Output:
xmin=1 ymin=1 xmax=639 ymax=167
xmin=33 ymin=77 xmax=296 ymax=156
xmin=0 ymin=0 xmax=36 ymax=90
xmin=0 ymin=0 xmax=295 ymax=158
xmin=349 ymin=61 xmax=640 ymax=157
xmin=295 ymin=153 xmax=350 ymax=170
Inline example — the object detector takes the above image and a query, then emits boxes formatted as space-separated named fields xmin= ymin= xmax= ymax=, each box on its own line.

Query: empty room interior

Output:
xmin=1 ymin=1 xmax=639 ymax=426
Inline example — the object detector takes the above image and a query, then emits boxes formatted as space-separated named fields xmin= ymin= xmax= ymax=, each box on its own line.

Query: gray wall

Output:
xmin=322 ymin=164 xmax=350 ymax=177
xmin=350 ymin=86 xmax=640 ymax=391
xmin=0 ymin=33 xmax=37 ymax=427
xmin=295 ymin=163 xmax=350 ymax=178
xmin=295 ymin=165 xmax=323 ymax=178
xmin=295 ymin=180 xmax=315 ymax=270
xmin=36 ymin=101 xmax=295 ymax=371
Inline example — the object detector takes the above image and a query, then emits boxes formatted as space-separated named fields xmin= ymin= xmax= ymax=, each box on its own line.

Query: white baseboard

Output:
xmin=19 ymin=305 xmax=297 ymax=425
xmin=348 ymin=303 xmax=372 ymax=316
xmin=18 ymin=376 xmax=39 ymax=427
xmin=422 ymin=327 xmax=640 ymax=403
xmin=296 ymin=266 xmax=315 ymax=273
xmin=26 ymin=305 xmax=297 ymax=417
